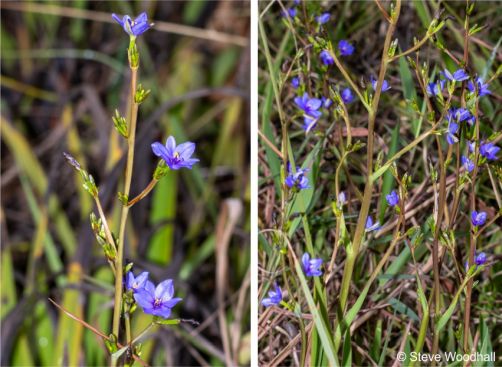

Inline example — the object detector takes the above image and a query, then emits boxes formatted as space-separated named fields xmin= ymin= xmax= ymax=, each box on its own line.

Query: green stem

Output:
xmin=112 ymin=65 xmax=139 ymax=348
xmin=125 ymin=312 xmax=132 ymax=345
xmin=338 ymin=0 xmax=401 ymax=313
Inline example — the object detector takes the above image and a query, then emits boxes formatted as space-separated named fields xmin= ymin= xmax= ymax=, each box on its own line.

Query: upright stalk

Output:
xmin=112 ymin=63 xmax=139 ymax=341
xmin=338 ymin=0 xmax=401 ymax=312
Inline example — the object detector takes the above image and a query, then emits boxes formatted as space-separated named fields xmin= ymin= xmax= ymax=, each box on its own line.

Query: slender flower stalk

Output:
xmin=127 ymin=178 xmax=159 ymax=207
xmin=111 ymin=22 xmax=144 ymax=355
xmin=337 ymin=0 xmax=401 ymax=315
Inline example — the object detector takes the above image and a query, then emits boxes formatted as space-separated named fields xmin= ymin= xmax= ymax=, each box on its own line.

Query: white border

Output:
xmin=250 ymin=0 xmax=258 ymax=365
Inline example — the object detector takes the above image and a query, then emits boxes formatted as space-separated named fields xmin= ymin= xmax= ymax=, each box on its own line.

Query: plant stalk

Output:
xmin=112 ymin=65 xmax=138 ymax=345
xmin=338 ymin=0 xmax=401 ymax=313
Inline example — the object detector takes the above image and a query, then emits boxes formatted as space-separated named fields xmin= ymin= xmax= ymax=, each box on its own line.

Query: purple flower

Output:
xmin=320 ymin=50 xmax=334 ymax=65
xmin=134 ymin=279 xmax=182 ymax=319
xmin=447 ymin=107 xmax=474 ymax=126
xmin=302 ymin=253 xmax=323 ymax=277
xmin=261 ymin=283 xmax=282 ymax=307
xmin=386 ymin=190 xmax=399 ymax=207
xmin=291 ymin=77 xmax=300 ymax=89
xmin=126 ymin=271 xmax=149 ymax=293
xmin=302 ymin=115 xmax=319 ymax=133
xmin=461 ymin=155 xmax=475 ymax=173
xmin=151 ymin=136 xmax=199 ymax=170
xmin=341 ymin=88 xmax=354 ymax=104
xmin=365 ymin=216 xmax=381 ymax=232
xmin=282 ymin=7 xmax=297 ymax=18
xmin=443 ymin=68 xmax=469 ymax=82
xmin=468 ymin=77 xmax=490 ymax=97
xmin=338 ymin=191 xmax=347 ymax=206
xmin=317 ymin=13 xmax=330 ymax=25
xmin=468 ymin=141 xmax=476 ymax=153
xmin=322 ymin=96 xmax=333 ymax=109
xmin=294 ymin=0 xmax=300 ymax=4
xmin=371 ymin=77 xmax=391 ymax=92
xmin=294 ymin=93 xmax=322 ymax=118
xmin=285 ymin=164 xmax=310 ymax=190
xmin=475 ymin=252 xmax=487 ymax=266
xmin=426 ymin=79 xmax=445 ymax=96
xmin=479 ymin=142 xmax=500 ymax=161
xmin=295 ymin=93 xmax=322 ymax=132
xmin=446 ymin=122 xmax=459 ymax=145
xmin=471 ymin=211 xmax=487 ymax=227
xmin=112 ymin=12 xmax=152 ymax=37
xmin=338 ymin=40 xmax=355 ymax=56
xmin=465 ymin=252 xmax=487 ymax=271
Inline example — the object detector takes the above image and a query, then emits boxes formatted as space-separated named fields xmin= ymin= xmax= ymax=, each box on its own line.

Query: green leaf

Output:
xmin=295 ymin=260 xmax=339 ymax=367
xmin=388 ymin=297 xmax=420 ymax=323
xmin=436 ymin=277 xmax=471 ymax=332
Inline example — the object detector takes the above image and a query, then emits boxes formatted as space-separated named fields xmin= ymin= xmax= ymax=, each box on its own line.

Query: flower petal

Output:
xmin=163 ymin=297 xmax=182 ymax=308
xmin=134 ymin=289 xmax=154 ymax=310
xmin=165 ymin=136 xmax=176 ymax=155
xmin=302 ymin=253 xmax=310 ymax=270
xmin=112 ymin=14 xmax=124 ymax=26
xmin=152 ymin=142 xmax=168 ymax=159
xmin=176 ymin=142 xmax=196 ymax=159
xmin=135 ymin=12 xmax=148 ymax=23
xmin=306 ymin=98 xmax=322 ymax=111
xmin=155 ymin=279 xmax=174 ymax=301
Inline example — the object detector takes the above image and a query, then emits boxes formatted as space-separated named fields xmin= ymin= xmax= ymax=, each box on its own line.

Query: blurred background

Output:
xmin=1 ymin=1 xmax=250 ymax=366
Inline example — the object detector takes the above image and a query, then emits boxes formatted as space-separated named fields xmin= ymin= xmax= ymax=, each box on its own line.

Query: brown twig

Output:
xmin=48 ymin=298 xmax=149 ymax=367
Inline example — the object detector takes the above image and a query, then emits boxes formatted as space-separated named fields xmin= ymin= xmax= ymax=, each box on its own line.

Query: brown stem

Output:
xmin=127 ymin=178 xmax=159 ymax=207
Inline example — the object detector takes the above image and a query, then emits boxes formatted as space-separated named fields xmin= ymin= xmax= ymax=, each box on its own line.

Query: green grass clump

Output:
xmin=258 ymin=1 xmax=501 ymax=365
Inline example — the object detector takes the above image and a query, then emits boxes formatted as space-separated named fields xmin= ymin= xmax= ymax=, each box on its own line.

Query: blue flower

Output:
xmin=475 ymin=252 xmax=487 ymax=266
xmin=365 ymin=216 xmax=381 ymax=232
xmin=447 ymin=107 xmax=474 ymax=126
xmin=479 ymin=142 xmax=500 ymax=161
xmin=126 ymin=271 xmax=149 ymax=293
xmin=285 ymin=164 xmax=310 ymax=190
xmin=282 ymin=7 xmax=297 ymax=18
xmin=112 ymin=12 xmax=152 ymax=37
xmin=465 ymin=251 xmax=487 ymax=271
xmin=446 ymin=122 xmax=459 ymax=145
xmin=468 ymin=77 xmax=490 ymax=96
xmin=386 ymin=190 xmax=399 ymax=207
xmin=322 ymin=96 xmax=333 ymax=109
xmin=443 ymin=68 xmax=469 ymax=82
xmin=426 ymin=79 xmax=445 ymax=96
xmin=341 ymin=88 xmax=354 ymax=104
xmin=151 ymin=136 xmax=199 ymax=170
xmin=294 ymin=93 xmax=322 ymax=118
xmin=471 ymin=211 xmax=487 ymax=227
xmin=261 ymin=283 xmax=282 ymax=307
xmin=291 ymin=77 xmax=300 ymax=89
xmin=317 ymin=13 xmax=330 ymax=25
xmin=302 ymin=115 xmax=319 ymax=133
xmin=320 ymin=50 xmax=334 ymax=65
xmin=302 ymin=253 xmax=323 ymax=277
xmin=338 ymin=40 xmax=355 ymax=56
xmin=295 ymin=93 xmax=322 ymax=131
xmin=134 ymin=279 xmax=182 ymax=319
xmin=461 ymin=155 xmax=474 ymax=173
xmin=338 ymin=191 xmax=347 ymax=205
xmin=371 ymin=77 xmax=391 ymax=92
